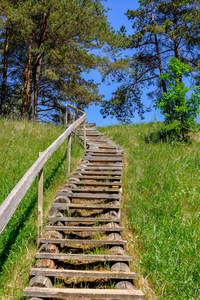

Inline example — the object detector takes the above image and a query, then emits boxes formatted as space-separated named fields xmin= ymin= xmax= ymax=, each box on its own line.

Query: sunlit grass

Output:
xmin=0 ymin=118 xmax=84 ymax=299
xmin=98 ymin=123 xmax=200 ymax=300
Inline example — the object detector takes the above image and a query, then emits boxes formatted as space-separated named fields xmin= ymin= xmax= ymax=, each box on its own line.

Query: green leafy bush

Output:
xmin=155 ymin=58 xmax=200 ymax=141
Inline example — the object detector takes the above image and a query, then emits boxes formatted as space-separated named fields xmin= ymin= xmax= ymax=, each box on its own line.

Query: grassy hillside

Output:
xmin=99 ymin=123 xmax=200 ymax=300
xmin=0 ymin=118 xmax=84 ymax=299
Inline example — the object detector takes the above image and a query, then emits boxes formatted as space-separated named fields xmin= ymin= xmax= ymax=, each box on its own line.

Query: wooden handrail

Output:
xmin=0 ymin=107 xmax=86 ymax=235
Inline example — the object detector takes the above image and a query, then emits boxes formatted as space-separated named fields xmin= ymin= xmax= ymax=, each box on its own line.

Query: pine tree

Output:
xmin=0 ymin=0 xmax=114 ymax=121
xmin=101 ymin=0 xmax=200 ymax=122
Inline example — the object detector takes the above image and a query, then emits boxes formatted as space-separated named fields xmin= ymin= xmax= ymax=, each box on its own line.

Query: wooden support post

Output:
xmin=37 ymin=152 xmax=43 ymax=248
xmin=67 ymin=134 xmax=71 ymax=175
xmin=66 ymin=106 xmax=69 ymax=128
xmin=75 ymin=108 xmax=77 ymax=142
xmin=84 ymin=121 xmax=86 ymax=150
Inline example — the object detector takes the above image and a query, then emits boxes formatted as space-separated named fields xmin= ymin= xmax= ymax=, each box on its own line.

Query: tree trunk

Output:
xmin=173 ymin=6 xmax=180 ymax=60
xmin=22 ymin=42 xmax=32 ymax=117
xmin=28 ymin=53 xmax=42 ymax=120
xmin=28 ymin=13 xmax=49 ymax=120
xmin=0 ymin=26 xmax=11 ymax=115
xmin=150 ymin=0 xmax=167 ymax=94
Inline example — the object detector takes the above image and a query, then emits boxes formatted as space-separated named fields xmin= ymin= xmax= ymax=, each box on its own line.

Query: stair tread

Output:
xmin=36 ymin=253 xmax=133 ymax=262
xmin=51 ymin=203 xmax=120 ymax=209
xmin=69 ymin=181 xmax=122 ymax=186
xmin=41 ymin=238 xmax=127 ymax=245
xmin=44 ymin=225 xmax=123 ymax=232
xmin=23 ymin=287 xmax=145 ymax=299
xmin=57 ymin=192 xmax=120 ymax=199
xmin=30 ymin=268 xmax=138 ymax=279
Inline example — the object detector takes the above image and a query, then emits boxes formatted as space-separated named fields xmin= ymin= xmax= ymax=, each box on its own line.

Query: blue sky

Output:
xmin=85 ymin=0 xmax=164 ymax=126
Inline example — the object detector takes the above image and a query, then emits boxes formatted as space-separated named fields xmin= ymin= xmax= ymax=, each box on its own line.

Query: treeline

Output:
xmin=0 ymin=0 xmax=200 ymax=124
xmin=0 ymin=0 xmax=114 ymax=122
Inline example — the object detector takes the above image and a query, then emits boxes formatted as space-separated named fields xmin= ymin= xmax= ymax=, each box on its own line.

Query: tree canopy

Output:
xmin=101 ymin=0 xmax=200 ymax=123
xmin=0 ymin=0 xmax=114 ymax=122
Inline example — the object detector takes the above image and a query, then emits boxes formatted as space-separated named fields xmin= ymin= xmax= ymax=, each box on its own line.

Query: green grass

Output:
xmin=98 ymin=123 xmax=200 ymax=300
xmin=0 ymin=118 xmax=84 ymax=299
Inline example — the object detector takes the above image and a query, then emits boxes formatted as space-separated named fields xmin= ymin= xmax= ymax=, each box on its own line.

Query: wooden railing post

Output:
xmin=75 ymin=108 xmax=78 ymax=142
xmin=67 ymin=134 xmax=71 ymax=175
xmin=84 ymin=121 xmax=86 ymax=150
xmin=66 ymin=106 xmax=69 ymax=128
xmin=37 ymin=152 xmax=43 ymax=248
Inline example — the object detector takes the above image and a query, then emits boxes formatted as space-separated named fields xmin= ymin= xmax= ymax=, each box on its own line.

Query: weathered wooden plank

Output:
xmin=82 ymin=157 xmax=123 ymax=162
xmin=72 ymin=175 xmax=121 ymax=180
xmin=69 ymin=181 xmax=122 ymax=187
xmin=37 ymin=152 xmax=43 ymax=247
xmin=86 ymin=149 xmax=123 ymax=153
xmin=79 ymin=132 xmax=103 ymax=136
xmin=44 ymin=226 xmax=123 ymax=232
xmin=56 ymin=192 xmax=120 ymax=199
xmin=86 ymin=164 xmax=123 ymax=167
xmin=86 ymin=138 xmax=109 ymax=141
xmin=30 ymin=268 xmax=138 ymax=280
xmin=41 ymin=238 xmax=127 ymax=246
xmin=23 ymin=287 xmax=145 ymax=299
xmin=85 ymin=153 xmax=123 ymax=159
xmin=51 ymin=203 xmax=120 ymax=209
xmin=67 ymin=188 xmax=120 ymax=193
xmin=36 ymin=253 xmax=132 ymax=262
xmin=83 ymin=121 xmax=86 ymax=150
xmin=77 ymin=171 xmax=122 ymax=176
xmin=0 ymin=112 xmax=86 ymax=235
xmin=67 ymin=134 xmax=71 ymax=175
xmin=77 ymin=166 xmax=122 ymax=171
xmin=47 ymin=216 xmax=120 ymax=222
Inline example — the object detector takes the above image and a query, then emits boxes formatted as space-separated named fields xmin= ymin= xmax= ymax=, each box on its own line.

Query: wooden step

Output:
xmin=41 ymin=239 xmax=127 ymax=246
xmin=77 ymin=171 xmax=121 ymax=176
xmin=82 ymin=157 xmax=123 ymax=162
xmin=86 ymin=164 xmax=123 ymax=167
xmin=23 ymin=287 xmax=145 ymax=299
xmin=85 ymin=154 xmax=123 ymax=157
xmin=69 ymin=181 xmax=122 ymax=187
xmin=47 ymin=217 xmax=120 ymax=223
xmin=81 ymin=132 xmax=101 ymax=135
xmin=99 ymin=146 xmax=120 ymax=149
xmin=77 ymin=166 xmax=122 ymax=171
xmin=69 ymin=188 xmax=120 ymax=193
xmin=87 ymin=144 xmax=118 ymax=149
xmin=44 ymin=226 xmax=123 ymax=232
xmin=30 ymin=268 xmax=138 ymax=280
xmin=72 ymin=175 xmax=121 ymax=180
xmin=56 ymin=192 xmax=120 ymax=199
xmin=36 ymin=253 xmax=133 ymax=262
xmin=86 ymin=150 xmax=123 ymax=154
xmin=51 ymin=203 xmax=120 ymax=209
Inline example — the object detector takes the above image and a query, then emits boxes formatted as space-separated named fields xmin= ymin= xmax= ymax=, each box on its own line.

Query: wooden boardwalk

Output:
xmin=23 ymin=124 xmax=144 ymax=299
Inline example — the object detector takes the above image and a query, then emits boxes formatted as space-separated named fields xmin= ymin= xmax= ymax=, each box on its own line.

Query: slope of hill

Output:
xmin=98 ymin=123 xmax=200 ymax=300
xmin=0 ymin=118 xmax=84 ymax=299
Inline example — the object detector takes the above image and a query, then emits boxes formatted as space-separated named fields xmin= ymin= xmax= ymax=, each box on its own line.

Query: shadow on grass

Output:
xmin=0 ymin=149 xmax=68 ymax=275
xmin=144 ymin=127 xmax=190 ymax=144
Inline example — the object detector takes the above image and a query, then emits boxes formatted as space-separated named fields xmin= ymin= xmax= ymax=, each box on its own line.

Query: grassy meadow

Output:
xmin=0 ymin=118 xmax=84 ymax=299
xmin=98 ymin=123 xmax=200 ymax=300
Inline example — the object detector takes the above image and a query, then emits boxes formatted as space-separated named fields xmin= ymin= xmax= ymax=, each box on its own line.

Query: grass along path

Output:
xmin=98 ymin=123 xmax=200 ymax=300
xmin=0 ymin=118 xmax=84 ymax=300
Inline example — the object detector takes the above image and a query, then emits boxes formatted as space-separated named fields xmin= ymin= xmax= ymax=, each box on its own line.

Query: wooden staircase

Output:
xmin=23 ymin=124 xmax=144 ymax=299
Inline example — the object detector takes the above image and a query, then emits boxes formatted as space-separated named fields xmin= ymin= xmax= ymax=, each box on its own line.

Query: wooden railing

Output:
xmin=0 ymin=105 xmax=86 ymax=237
